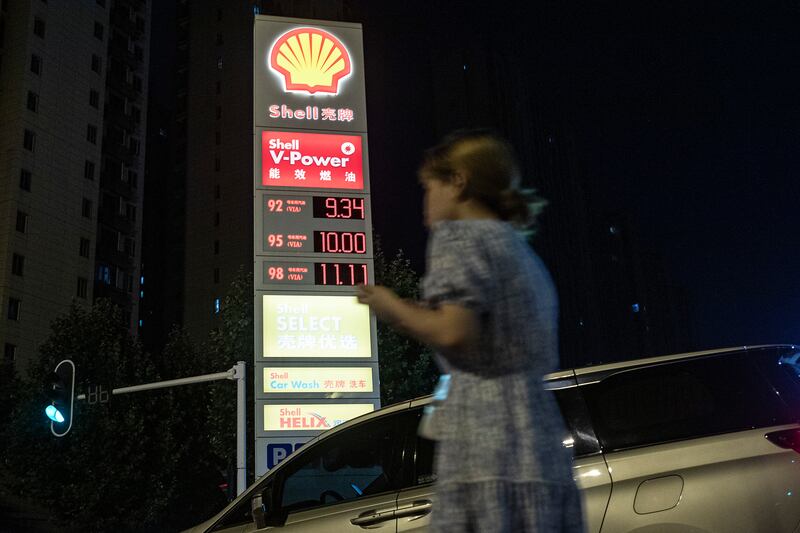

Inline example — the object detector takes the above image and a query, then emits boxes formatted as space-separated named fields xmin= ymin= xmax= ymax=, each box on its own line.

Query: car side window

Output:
xmin=277 ymin=413 xmax=404 ymax=514
xmin=581 ymin=352 xmax=796 ymax=452
xmin=753 ymin=346 xmax=800 ymax=412
xmin=552 ymin=386 xmax=602 ymax=456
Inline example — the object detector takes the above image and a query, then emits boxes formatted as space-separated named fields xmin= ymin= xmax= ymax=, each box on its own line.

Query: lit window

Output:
xmin=214 ymin=298 xmax=221 ymax=314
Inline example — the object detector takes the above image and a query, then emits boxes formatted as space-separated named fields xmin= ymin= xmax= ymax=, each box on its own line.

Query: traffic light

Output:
xmin=45 ymin=359 xmax=75 ymax=437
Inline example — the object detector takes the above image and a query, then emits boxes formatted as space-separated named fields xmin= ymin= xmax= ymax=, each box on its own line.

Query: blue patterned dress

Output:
xmin=421 ymin=220 xmax=585 ymax=533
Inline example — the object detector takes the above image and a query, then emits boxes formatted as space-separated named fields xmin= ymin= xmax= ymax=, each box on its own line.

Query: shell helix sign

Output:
xmin=254 ymin=17 xmax=367 ymax=132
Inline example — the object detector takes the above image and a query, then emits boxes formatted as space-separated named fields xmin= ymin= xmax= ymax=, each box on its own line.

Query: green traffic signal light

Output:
xmin=45 ymin=360 xmax=75 ymax=437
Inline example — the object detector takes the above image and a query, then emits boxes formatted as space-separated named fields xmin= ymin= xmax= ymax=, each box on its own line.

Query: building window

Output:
xmin=214 ymin=240 xmax=219 ymax=255
xmin=124 ymin=237 xmax=135 ymax=257
xmin=215 ymin=81 xmax=221 ymax=94
xmin=126 ymin=204 xmax=136 ymax=222
xmin=26 ymin=91 xmax=38 ymax=112
xmin=33 ymin=17 xmax=45 ymax=38
xmin=23 ymin=129 xmax=35 ymax=152
xmin=217 ymin=57 xmax=223 ymax=70
xmin=133 ymin=75 xmax=142 ymax=92
xmin=94 ymin=21 xmax=104 ymax=40
xmin=97 ymin=264 xmax=111 ymax=284
xmin=215 ymin=33 xmax=223 ymax=45
xmin=80 ymin=237 xmax=90 ymax=258
xmin=7 ymin=298 xmax=21 ymax=320
xmin=127 ymin=170 xmax=138 ymax=188
xmin=89 ymin=89 xmax=99 ymax=108
xmin=96 ymin=0 xmax=105 ymax=7
xmin=82 ymin=198 xmax=92 ymax=218
xmin=91 ymin=54 xmax=102 ymax=73
xmin=77 ymin=277 xmax=88 ymax=299
xmin=214 ymin=184 xmax=220 ymax=198
xmin=15 ymin=211 xmax=28 ymax=233
xmin=214 ymin=298 xmax=221 ymax=314
xmin=131 ymin=106 xmax=141 ymax=124
xmin=129 ymin=137 xmax=140 ymax=155
xmin=215 ymin=131 xmax=221 ymax=145
xmin=214 ymin=157 xmax=220 ymax=171
xmin=213 ymin=268 xmax=220 ymax=283
xmin=4 ymin=343 xmax=16 ymax=362
xmin=215 ymin=106 xmax=221 ymax=119
xmin=30 ymin=54 xmax=42 ymax=74
xmin=84 ymin=160 xmax=95 ymax=180
xmin=87 ymin=124 xmax=97 ymax=144
xmin=11 ymin=254 xmax=24 ymax=276
xmin=19 ymin=169 xmax=31 ymax=191
xmin=214 ymin=212 xmax=220 ymax=227
xmin=216 ymin=8 xmax=222 ymax=21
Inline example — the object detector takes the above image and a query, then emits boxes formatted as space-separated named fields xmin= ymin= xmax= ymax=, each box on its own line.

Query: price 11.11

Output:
xmin=314 ymin=262 xmax=368 ymax=286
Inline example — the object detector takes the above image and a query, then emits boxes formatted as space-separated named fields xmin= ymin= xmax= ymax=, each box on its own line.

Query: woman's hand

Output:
xmin=356 ymin=284 xmax=401 ymax=323
xmin=357 ymin=285 xmax=479 ymax=353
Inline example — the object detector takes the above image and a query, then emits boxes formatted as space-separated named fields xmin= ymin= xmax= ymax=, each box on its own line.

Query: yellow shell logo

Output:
xmin=270 ymin=27 xmax=352 ymax=95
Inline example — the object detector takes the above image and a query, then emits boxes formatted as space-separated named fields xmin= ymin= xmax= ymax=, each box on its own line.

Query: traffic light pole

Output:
xmin=76 ymin=361 xmax=248 ymax=496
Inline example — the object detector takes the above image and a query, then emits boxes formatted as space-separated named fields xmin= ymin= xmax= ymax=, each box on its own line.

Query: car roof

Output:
xmin=544 ymin=343 xmax=798 ymax=383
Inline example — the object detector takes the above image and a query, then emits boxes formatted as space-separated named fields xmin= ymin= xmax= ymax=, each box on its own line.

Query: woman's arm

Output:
xmin=357 ymin=285 xmax=479 ymax=352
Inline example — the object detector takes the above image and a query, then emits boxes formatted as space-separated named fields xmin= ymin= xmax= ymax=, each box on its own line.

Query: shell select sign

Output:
xmin=262 ymin=294 xmax=372 ymax=358
xmin=261 ymin=131 xmax=364 ymax=190
xmin=270 ymin=27 xmax=352 ymax=95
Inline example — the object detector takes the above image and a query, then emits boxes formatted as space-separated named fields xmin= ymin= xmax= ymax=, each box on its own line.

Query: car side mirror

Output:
xmin=251 ymin=485 xmax=272 ymax=529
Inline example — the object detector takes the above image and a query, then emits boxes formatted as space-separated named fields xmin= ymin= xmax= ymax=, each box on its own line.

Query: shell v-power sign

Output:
xmin=253 ymin=16 xmax=378 ymax=476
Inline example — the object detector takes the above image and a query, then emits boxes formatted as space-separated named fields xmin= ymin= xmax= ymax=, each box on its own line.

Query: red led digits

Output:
xmin=312 ymin=196 xmax=366 ymax=220
xmin=267 ymin=234 xmax=284 ymax=247
xmin=267 ymin=198 xmax=283 ymax=212
xmin=314 ymin=263 xmax=369 ymax=285
xmin=313 ymin=231 xmax=367 ymax=254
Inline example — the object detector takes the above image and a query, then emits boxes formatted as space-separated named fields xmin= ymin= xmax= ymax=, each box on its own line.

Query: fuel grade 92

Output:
xmin=264 ymin=195 xmax=366 ymax=220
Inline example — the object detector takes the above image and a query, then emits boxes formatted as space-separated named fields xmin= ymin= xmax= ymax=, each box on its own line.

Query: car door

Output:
xmin=396 ymin=405 xmax=436 ymax=532
xmin=274 ymin=411 xmax=406 ymax=532
xmin=205 ymin=410 xmax=410 ymax=533
xmin=580 ymin=350 xmax=800 ymax=533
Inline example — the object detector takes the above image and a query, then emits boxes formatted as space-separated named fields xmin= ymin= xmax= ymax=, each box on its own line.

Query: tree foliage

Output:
xmin=0 ymin=246 xmax=434 ymax=531
xmin=373 ymin=242 xmax=438 ymax=405
xmin=2 ymin=300 xmax=183 ymax=531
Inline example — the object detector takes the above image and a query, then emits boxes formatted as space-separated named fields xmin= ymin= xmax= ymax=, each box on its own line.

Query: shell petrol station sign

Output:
xmin=253 ymin=16 xmax=377 ymax=476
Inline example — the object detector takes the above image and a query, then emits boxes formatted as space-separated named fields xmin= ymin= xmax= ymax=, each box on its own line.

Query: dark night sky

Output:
xmin=356 ymin=1 xmax=800 ymax=352
xmin=146 ymin=1 xmax=800 ymax=358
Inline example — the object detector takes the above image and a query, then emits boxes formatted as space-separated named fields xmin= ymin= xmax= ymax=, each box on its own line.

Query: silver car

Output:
xmin=185 ymin=344 xmax=800 ymax=532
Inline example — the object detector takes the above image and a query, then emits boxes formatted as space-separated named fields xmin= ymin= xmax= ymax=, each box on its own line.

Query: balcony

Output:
xmin=103 ymin=140 xmax=136 ymax=167
xmin=95 ymin=245 xmax=135 ymax=270
xmin=100 ymin=172 xmax=139 ymax=201
xmin=98 ymin=206 xmax=136 ymax=235
xmin=104 ymin=104 xmax=137 ymax=133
